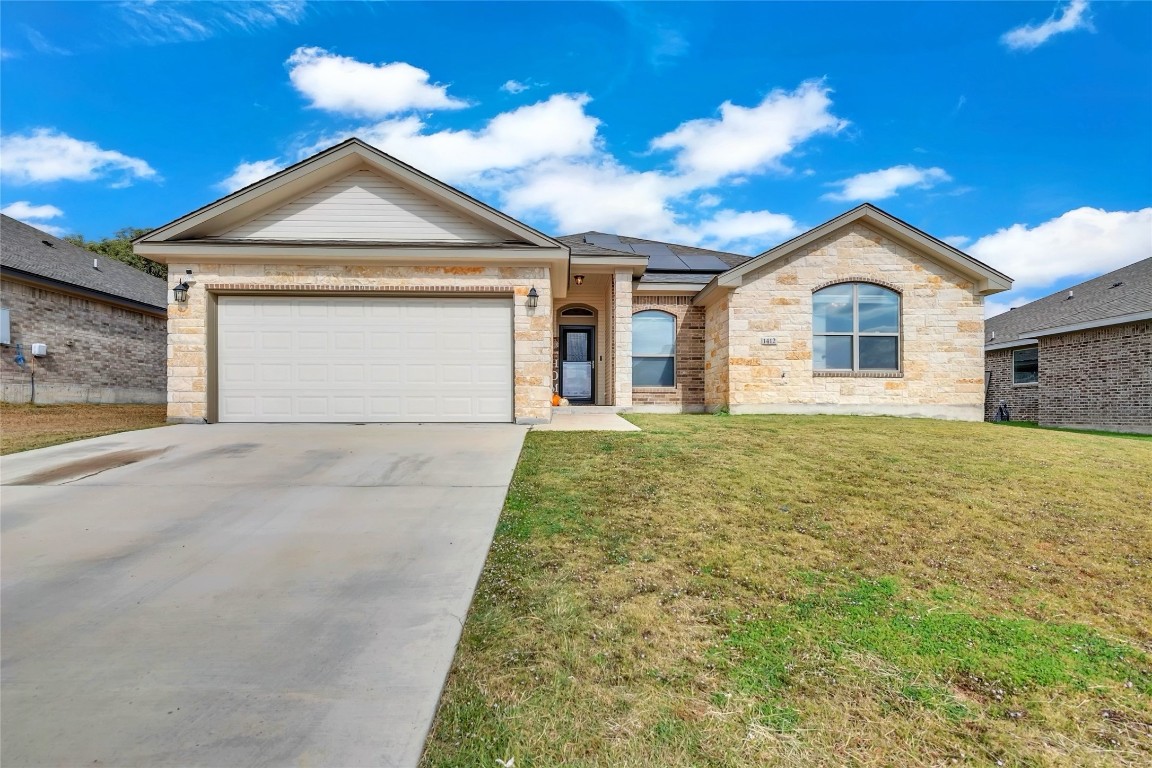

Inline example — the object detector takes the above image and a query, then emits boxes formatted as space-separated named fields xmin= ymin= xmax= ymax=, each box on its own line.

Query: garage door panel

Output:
xmin=217 ymin=296 xmax=513 ymax=423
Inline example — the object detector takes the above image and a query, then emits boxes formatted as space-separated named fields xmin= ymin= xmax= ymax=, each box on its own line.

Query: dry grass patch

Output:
xmin=0 ymin=403 xmax=168 ymax=455
xmin=421 ymin=415 xmax=1152 ymax=768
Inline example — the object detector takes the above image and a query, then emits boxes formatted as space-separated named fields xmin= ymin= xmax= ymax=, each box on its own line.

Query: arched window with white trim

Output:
xmin=812 ymin=283 xmax=900 ymax=371
xmin=632 ymin=310 xmax=676 ymax=387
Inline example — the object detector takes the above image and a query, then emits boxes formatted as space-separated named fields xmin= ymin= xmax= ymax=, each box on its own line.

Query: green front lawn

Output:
xmin=421 ymin=415 xmax=1152 ymax=768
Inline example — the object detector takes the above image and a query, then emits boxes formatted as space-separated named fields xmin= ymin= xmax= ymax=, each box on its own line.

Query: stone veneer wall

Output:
xmin=612 ymin=270 xmax=632 ymax=407
xmin=631 ymin=295 xmax=705 ymax=411
xmin=983 ymin=347 xmax=1039 ymax=422
xmin=722 ymin=223 xmax=986 ymax=420
xmin=166 ymin=263 xmax=553 ymax=423
xmin=704 ymin=296 xmax=730 ymax=411
xmin=1038 ymin=321 xmax=1152 ymax=433
xmin=0 ymin=277 xmax=166 ymax=403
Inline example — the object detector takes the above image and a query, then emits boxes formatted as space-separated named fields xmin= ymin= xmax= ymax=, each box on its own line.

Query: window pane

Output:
xmin=634 ymin=357 xmax=675 ymax=387
xmin=813 ymin=335 xmax=852 ymax=370
xmin=633 ymin=312 xmax=675 ymax=356
xmin=859 ymin=336 xmax=898 ymax=369
xmin=1013 ymin=347 xmax=1038 ymax=384
xmin=857 ymin=285 xmax=899 ymax=333
xmin=565 ymin=332 xmax=589 ymax=362
xmin=813 ymin=285 xmax=854 ymax=333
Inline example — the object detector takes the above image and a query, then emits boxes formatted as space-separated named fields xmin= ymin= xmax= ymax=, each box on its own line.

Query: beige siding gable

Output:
xmin=222 ymin=169 xmax=507 ymax=242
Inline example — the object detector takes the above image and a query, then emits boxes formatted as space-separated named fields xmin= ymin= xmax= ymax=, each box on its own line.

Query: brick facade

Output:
xmin=632 ymin=295 xmax=706 ymax=411
xmin=166 ymin=263 xmax=553 ymax=424
xmin=984 ymin=322 xmax=1152 ymax=433
xmin=983 ymin=347 xmax=1039 ymax=422
xmin=708 ymin=223 xmax=986 ymax=420
xmin=0 ymin=277 xmax=166 ymax=403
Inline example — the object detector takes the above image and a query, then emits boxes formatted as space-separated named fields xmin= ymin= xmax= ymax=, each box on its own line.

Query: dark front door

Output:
xmin=560 ymin=326 xmax=595 ymax=403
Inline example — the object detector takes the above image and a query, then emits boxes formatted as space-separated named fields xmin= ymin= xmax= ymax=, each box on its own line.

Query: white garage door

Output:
xmin=217 ymin=296 xmax=513 ymax=423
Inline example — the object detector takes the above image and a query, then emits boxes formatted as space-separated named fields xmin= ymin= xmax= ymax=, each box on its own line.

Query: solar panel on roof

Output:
xmin=628 ymin=242 xmax=677 ymax=258
xmin=584 ymin=233 xmax=626 ymax=249
xmin=645 ymin=252 xmax=692 ymax=271
xmin=678 ymin=254 xmax=732 ymax=272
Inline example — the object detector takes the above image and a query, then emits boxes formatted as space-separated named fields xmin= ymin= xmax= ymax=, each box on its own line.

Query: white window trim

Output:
xmin=632 ymin=310 xmax=677 ymax=388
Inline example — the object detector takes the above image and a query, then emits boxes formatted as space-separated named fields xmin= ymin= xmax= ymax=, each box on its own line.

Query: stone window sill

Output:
xmin=633 ymin=386 xmax=679 ymax=392
xmin=813 ymin=371 xmax=903 ymax=379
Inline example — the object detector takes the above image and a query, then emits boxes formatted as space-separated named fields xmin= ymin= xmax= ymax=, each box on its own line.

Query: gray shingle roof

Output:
xmin=0 ymin=215 xmax=167 ymax=311
xmin=557 ymin=232 xmax=752 ymax=270
xmin=638 ymin=272 xmax=713 ymax=285
xmin=986 ymin=257 xmax=1152 ymax=343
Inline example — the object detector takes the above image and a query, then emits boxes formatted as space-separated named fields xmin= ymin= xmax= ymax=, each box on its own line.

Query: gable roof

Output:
xmin=696 ymin=204 xmax=1013 ymax=304
xmin=557 ymin=232 xmax=750 ymax=283
xmin=985 ymin=257 xmax=1152 ymax=347
xmin=557 ymin=231 xmax=750 ymax=266
xmin=136 ymin=138 xmax=564 ymax=251
xmin=1 ymin=215 xmax=166 ymax=312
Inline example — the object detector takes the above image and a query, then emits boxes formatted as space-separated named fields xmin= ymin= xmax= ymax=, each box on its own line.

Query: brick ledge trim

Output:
xmin=203 ymin=283 xmax=514 ymax=294
xmin=813 ymin=370 xmax=904 ymax=379
xmin=811 ymin=276 xmax=902 ymax=294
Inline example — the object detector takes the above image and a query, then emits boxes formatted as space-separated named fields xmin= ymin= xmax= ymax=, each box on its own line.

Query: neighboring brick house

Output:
xmin=0 ymin=215 xmax=167 ymax=404
xmin=985 ymin=258 xmax=1152 ymax=434
xmin=133 ymin=138 xmax=1013 ymax=424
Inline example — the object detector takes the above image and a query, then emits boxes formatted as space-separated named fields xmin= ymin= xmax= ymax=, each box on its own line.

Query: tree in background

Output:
xmin=65 ymin=227 xmax=166 ymax=279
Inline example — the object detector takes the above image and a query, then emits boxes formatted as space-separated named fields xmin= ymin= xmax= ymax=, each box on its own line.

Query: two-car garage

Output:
xmin=215 ymin=296 xmax=514 ymax=423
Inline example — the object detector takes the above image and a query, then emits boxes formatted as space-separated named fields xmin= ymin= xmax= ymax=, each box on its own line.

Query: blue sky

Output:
xmin=1 ymin=0 xmax=1149 ymax=315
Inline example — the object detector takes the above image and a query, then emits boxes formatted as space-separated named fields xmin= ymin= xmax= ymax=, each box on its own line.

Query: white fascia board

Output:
xmin=715 ymin=205 xmax=1013 ymax=295
xmin=1028 ymin=310 xmax=1152 ymax=338
xmin=984 ymin=337 xmax=1039 ymax=352
xmin=139 ymin=140 xmax=563 ymax=250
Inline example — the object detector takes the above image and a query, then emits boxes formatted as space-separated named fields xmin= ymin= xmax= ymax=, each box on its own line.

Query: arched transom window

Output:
xmin=812 ymin=283 xmax=900 ymax=371
xmin=632 ymin=310 xmax=676 ymax=387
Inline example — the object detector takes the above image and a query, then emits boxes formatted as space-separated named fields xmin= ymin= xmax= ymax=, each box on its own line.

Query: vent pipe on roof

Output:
xmin=93 ymin=258 xmax=99 ymax=270
xmin=1066 ymin=289 xmax=1074 ymax=300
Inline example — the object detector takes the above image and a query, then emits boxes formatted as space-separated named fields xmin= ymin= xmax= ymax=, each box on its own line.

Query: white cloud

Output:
xmin=823 ymin=165 xmax=951 ymax=202
xmin=286 ymin=47 xmax=468 ymax=117
xmin=651 ymin=80 xmax=847 ymax=183
xmin=1 ymin=201 xmax=64 ymax=220
xmin=22 ymin=25 xmax=70 ymax=56
xmin=118 ymin=1 xmax=306 ymax=45
xmin=501 ymin=80 xmax=529 ymax=94
xmin=216 ymin=159 xmax=285 ymax=193
xmin=305 ymin=93 xmax=600 ymax=181
xmin=1 ymin=201 xmax=67 ymax=236
xmin=1002 ymin=0 xmax=1092 ymax=51
xmin=969 ymin=207 xmax=1152 ymax=290
xmin=943 ymin=235 xmax=972 ymax=248
xmin=0 ymin=129 xmax=157 ymax=185
xmin=225 ymin=69 xmax=846 ymax=252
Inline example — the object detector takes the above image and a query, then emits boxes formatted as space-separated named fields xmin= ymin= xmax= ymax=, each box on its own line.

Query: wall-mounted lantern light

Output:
xmin=526 ymin=287 xmax=539 ymax=310
xmin=573 ymin=274 xmax=585 ymax=286
xmin=172 ymin=280 xmax=190 ymax=303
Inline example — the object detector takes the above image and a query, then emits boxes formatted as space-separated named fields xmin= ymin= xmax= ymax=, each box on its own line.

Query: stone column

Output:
xmin=613 ymin=269 xmax=633 ymax=408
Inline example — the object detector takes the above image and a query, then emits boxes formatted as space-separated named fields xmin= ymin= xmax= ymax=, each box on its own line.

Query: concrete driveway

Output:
xmin=1 ymin=422 xmax=526 ymax=768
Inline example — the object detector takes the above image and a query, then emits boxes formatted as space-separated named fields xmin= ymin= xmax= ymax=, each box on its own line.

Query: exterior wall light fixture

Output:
xmin=573 ymin=274 xmax=585 ymax=286
xmin=526 ymin=287 xmax=539 ymax=309
xmin=172 ymin=280 xmax=190 ymax=303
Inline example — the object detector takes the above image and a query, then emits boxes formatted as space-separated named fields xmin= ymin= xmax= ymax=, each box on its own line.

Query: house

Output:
xmin=0 ymin=215 xmax=167 ymax=404
xmin=984 ymin=258 xmax=1152 ymax=434
xmin=133 ymin=138 xmax=1012 ymax=425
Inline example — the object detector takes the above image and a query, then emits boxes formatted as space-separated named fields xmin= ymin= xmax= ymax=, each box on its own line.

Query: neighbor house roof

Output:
xmin=985 ymin=257 xmax=1152 ymax=348
xmin=0 ymin=215 xmax=167 ymax=312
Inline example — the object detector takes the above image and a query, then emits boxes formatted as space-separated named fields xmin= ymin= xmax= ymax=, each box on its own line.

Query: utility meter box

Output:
xmin=31 ymin=343 xmax=47 ymax=357
xmin=0 ymin=308 xmax=9 ymax=345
